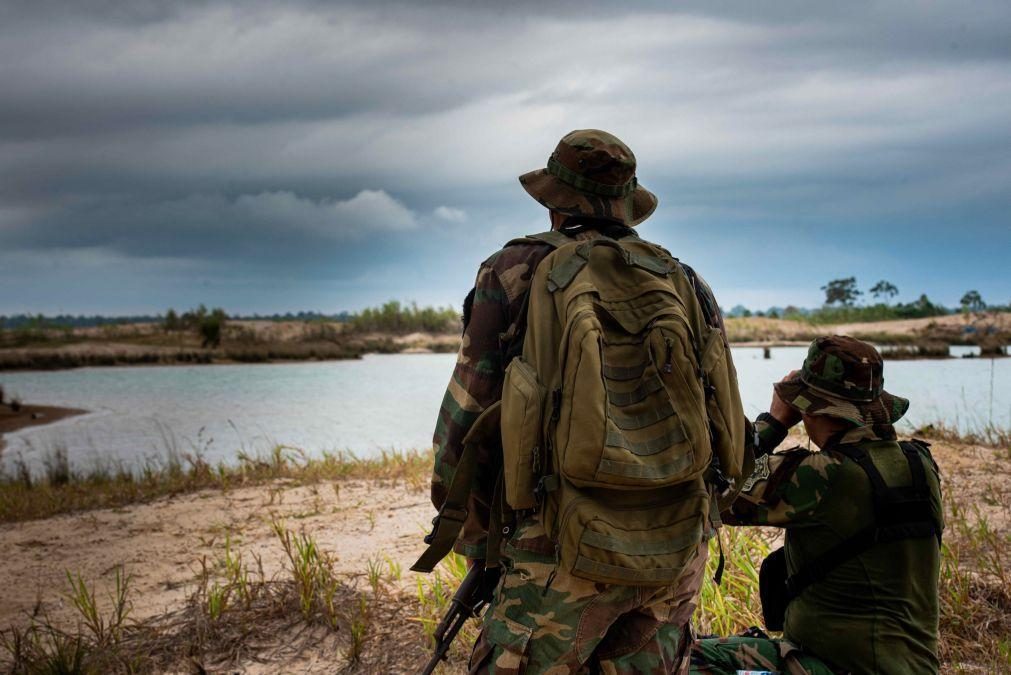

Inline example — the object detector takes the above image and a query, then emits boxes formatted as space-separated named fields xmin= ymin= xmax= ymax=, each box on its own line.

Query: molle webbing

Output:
xmin=598 ymin=455 xmax=694 ymax=480
xmin=606 ymin=376 xmax=664 ymax=406
xmin=604 ymin=425 xmax=687 ymax=456
xmin=608 ymin=400 xmax=676 ymax=431
xmin=784 ymin=441 xmax=940 ymax=600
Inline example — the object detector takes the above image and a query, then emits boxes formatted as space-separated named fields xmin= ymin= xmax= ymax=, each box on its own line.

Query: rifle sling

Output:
xmin=412 ymin=401 xmax=501 ymax=573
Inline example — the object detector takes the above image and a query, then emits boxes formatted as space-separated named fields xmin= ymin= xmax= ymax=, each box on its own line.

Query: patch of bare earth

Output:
xmin=0 ymin=479 xmax=440 ymax=673
xmin=1 ymin=438 xmax=1008 ymax=672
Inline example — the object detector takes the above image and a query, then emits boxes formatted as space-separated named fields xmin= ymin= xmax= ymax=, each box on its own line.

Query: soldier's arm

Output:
xmin=723 ymin=448 xmax=843 ymax=527
xmin=431 ymin=265 xmax=509 ymax=559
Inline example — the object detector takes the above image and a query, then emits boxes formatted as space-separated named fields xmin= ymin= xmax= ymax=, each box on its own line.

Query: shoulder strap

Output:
xmin=504 ymin=230 xmax=572 ymax=250
xmin=783 ymin=442 xmax=940 ymax=600
xmin=412 ymin=401 xmax=502 ymax=573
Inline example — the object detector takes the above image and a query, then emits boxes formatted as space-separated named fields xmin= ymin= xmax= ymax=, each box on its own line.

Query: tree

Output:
xmin=869 ymin=280 xmax=898 ymax=304
xmin=163 ymin=308 xmax=181 ymax=332
xmin=199 ymin=308 xmax=228 ymax=348
xmin=960 ymin=290 xmax=985 ymax=312
xmin=821 ymin=277 xmax=862 ymax=307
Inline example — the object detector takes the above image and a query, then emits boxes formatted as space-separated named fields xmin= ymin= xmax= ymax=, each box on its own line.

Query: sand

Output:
xmin=0 ymin=402 xmax=87 ymax=452
xmin=0 ymin=436 xmax=1007 ymax=672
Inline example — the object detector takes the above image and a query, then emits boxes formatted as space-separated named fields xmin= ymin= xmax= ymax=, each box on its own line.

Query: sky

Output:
xmin=2 ymin=0 xmax=1010 ymax=316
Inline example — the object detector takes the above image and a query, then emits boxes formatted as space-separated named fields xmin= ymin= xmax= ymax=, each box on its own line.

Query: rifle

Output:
xmin=419 ymin=563 xmax=501 ymax=675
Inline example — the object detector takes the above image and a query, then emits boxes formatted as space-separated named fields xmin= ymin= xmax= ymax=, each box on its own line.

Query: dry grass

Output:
xmin=0 ymin=446 xmax=431 ymax=524
xmin=0 ymin=521 xmax=432 ymax=673
xmin=2 ymin=427 xmax=1008 ymax=672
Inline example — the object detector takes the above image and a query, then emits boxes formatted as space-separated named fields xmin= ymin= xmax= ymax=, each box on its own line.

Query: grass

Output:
xmin=915 ymin=421 xmax=1011 ymax=453
xmin=2 ymin=427 xmax=1009 ymax=672
xmin=0 ymin=445 xmax=432 ymax=523
xmin=0 ymin=521 xmax=428 ymax=673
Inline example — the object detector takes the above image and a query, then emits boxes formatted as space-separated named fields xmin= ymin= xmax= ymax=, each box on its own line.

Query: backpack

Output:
xmin=411 ymin=230 xmax=746 ymax=584
xmin=499 ymin=231 xmax=745 ymax=586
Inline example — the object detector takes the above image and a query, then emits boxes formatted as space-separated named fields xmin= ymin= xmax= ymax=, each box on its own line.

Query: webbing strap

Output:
xmin=598 ymin=454 xmax=694 ymax=479
xmin=525 ymin=230 xmax=573 ymax=249
xmin=605 ymin=425 xmax=688 ymax=457
xmin=606 ymin=376 xmax=664 ymax=406
xmin=783 ymin=441 xmax=940 ymax=600
xmin=582 ymin=529 xmax=701 ymax=556
xmin=547 ymin=156 xmax=638 ymax=198
xmin=608 ymin=400 xmax=676 ymax=430
xmin=602 ymin=361 xmax=648 ymax=381
xmin=484 ymin=470 xmax=506 ymax=571
xmin=573 ymin=556 xmax=679 ymax=583
xmin=411 ymin=402 xmax=501 ymax=573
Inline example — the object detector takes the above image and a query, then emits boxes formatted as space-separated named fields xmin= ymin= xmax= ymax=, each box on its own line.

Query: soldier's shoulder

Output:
xmin=480 ymin=238 xmax=556 ymax=303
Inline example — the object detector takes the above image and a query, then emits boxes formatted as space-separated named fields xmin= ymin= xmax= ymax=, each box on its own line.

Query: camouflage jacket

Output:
xmin=431 ymin=227 xmax=728 ymax=558
xmin=727 ymin=425 xmax=944 ymax=675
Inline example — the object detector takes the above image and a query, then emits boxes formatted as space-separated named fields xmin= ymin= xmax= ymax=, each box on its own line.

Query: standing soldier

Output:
xmin=414 ymin=130 xmax=747 ymax=673
xmin=691 ymin=336 xmax=944 ymax=675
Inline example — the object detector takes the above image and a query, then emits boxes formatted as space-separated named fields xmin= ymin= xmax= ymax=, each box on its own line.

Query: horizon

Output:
xmin=3 ymin=2 xmax=1010 ymax=315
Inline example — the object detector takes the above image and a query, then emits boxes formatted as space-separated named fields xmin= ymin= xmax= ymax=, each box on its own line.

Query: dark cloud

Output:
xmin=1 ymin=1 xmax=1010 ymax=313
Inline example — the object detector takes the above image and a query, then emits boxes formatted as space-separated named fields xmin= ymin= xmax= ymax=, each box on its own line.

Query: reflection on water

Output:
xmin=1 ymin=348 xmax=1008 ymax=470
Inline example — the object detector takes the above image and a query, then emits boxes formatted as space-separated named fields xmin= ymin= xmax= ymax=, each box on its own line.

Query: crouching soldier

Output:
xmin=691 ymin=336 xmax=944 ymax=675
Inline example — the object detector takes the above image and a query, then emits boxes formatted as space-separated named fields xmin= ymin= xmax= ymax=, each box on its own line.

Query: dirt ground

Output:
xmin=1 ymin=435 xmax=1008 ymax=672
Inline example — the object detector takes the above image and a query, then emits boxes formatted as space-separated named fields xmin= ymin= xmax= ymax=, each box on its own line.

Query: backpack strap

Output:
xmin=546 ymin=239 xmax=678 ymax=292
xmin=783 ymin=441 xmax=941 ymax=600
xmin=412 ymin=401 xmax=502 ymax=573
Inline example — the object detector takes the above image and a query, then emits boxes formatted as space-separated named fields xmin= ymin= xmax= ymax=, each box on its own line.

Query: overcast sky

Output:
xmin=2 ymin=0 xmax=1009 ymax=315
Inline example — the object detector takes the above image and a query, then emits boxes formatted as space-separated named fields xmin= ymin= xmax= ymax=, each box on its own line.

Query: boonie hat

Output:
xmin=775 ymin=336 xmax=909 ymax=428
xmin=519 ymin=129 xmax=658 ymax=227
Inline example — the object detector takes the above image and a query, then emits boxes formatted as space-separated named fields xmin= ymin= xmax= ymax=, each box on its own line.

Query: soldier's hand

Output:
xmin=769 ymin=371 xmax=802 ymax=428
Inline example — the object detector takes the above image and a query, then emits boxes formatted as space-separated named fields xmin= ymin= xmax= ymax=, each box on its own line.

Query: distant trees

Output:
xmin=821 ymin=277 xmax=862 ymax=307
xmin=960 ymin=290 xmax=985 ymax=312
xmin=869 ymin=280 xmax=899 ymax=303
xmin=163 ymin=305 xmax=228 ymax=348
xmin=346 ymin=301 xmax=459 ymax=334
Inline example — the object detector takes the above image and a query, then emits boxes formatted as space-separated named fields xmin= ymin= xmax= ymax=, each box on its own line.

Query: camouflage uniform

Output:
xmin=691 ymin=337 xmax=944 ymax=675
xmin=430 ymin=130 xmax=729 ymax=673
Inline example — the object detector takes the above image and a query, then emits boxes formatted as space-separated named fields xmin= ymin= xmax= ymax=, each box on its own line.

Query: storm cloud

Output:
xmin=2 ymin=1 xmax=1010 ymax=313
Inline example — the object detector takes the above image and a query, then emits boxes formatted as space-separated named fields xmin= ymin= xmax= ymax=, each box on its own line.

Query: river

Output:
xmin=1 ymin=347 xmax=1007 ymax=472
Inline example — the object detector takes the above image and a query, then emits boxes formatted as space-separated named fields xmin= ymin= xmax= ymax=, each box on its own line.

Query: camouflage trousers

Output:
xmin=689 ymin=636 xmax=839 ymax=675
xmin=468 ymin=518 xmax=708 ymax=675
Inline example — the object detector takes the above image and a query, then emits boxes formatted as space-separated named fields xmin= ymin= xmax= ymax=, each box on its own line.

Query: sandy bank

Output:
xmin=1 ymin=435 xmax=1008 ymax=672
xmin=0 ymin=402 xmax=87 ymax=452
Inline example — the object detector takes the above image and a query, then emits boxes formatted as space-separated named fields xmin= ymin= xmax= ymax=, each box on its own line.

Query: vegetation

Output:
xmin=0 ymin=445 xmax=430 ymax=524
xmin=345 ymin=301 xmax=459 ymax=334
xmin=1 ymin=425 xmax=1009 ymax=672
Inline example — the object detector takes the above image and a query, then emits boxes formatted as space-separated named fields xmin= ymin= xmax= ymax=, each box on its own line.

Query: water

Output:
xmin=1 ymin=348 xmax=1008 ymax=471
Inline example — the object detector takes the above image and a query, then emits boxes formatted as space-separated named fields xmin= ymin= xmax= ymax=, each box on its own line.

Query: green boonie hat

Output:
xmin=774 ymin=335 xmax=910 ymax=428
xmin=519 ymin=129 xmax=658 ymax=227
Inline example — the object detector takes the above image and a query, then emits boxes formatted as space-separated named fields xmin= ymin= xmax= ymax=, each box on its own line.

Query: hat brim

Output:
xmin=774 ymin=374 xmax=909 ymax=427
xmin=518 ymin=169 xmax=658 ymax=227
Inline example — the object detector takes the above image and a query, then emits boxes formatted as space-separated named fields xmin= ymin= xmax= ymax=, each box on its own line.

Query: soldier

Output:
xmin=422 ymin=130 xmax=745 ymax=673
xmin=691 ymin=336 xmax=944 ymax=675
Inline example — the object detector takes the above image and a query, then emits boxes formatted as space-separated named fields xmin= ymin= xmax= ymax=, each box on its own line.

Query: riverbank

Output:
xmin=1 ymin=433 xmax=1008 ymax=672
xmin=1 ymin=313 xmax=1007 ymax=370
xmin=0 ymin=401 xmax=86 ymax=452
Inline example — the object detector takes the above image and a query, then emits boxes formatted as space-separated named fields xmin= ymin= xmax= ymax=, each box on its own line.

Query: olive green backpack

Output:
xmin=412 ymin=231 xmax=746 ymax=586
xmin=500 ymin=232 xmax=745 ymax=586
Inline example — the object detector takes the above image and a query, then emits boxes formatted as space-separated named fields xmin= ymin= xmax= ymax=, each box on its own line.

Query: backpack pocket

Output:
xmin=557 ymin=481 xmax=709 ymax=586
xmin=501 ymin=357 xmax=546 ymax=510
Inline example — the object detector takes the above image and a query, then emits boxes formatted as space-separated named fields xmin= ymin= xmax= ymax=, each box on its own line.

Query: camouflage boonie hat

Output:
xmin=774 ymin=335 xmax=910 ymax=428
xmin=519 ymin=129 xmax=658 ymax=227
